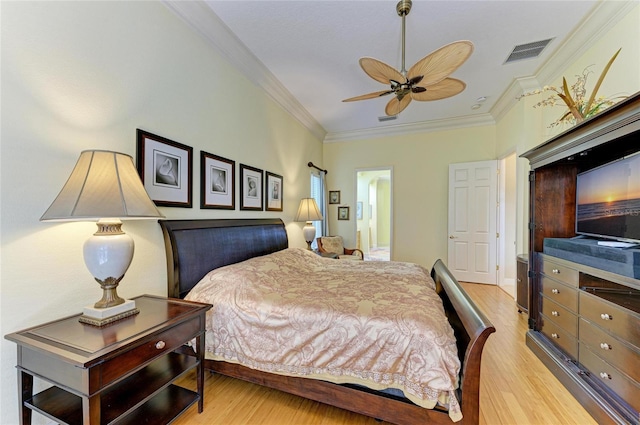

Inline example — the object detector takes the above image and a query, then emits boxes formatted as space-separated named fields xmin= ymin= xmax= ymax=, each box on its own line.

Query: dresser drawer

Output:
xmin=100 ymin=316 xmax=201 ymax=388
xmin=540 ymin=256 xmax=578 ymax=287
xmin=579 ymin=291 xmax=640 ymax=349
xmin=541 ymin=277 xmax=578 ymax=312
xmin=579 ymin=344 xmax=640 ymax=412
xmin=540 ymin=313 xmax=578 ymax=359
xmin=541 ymin=295 xmax=577 ymax=337
xmin=579 ymin=318 xmax=640 ymax=383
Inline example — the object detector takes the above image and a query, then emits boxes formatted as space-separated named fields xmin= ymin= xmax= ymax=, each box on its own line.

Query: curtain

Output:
xmin=310 ymin=171 xmax=328 ymax=248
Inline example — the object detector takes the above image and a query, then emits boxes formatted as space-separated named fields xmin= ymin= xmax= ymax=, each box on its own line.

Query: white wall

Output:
xmin=0 ymin=3 xmax=322 ymax=424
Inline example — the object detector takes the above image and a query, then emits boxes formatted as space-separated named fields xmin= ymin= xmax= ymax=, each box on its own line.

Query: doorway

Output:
xmin=356 ymin=168 xmax=392 ymax=261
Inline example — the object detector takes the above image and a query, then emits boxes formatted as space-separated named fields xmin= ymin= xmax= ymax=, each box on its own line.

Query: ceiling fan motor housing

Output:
xmin=396 ymin=0 xmax=412 ymax=17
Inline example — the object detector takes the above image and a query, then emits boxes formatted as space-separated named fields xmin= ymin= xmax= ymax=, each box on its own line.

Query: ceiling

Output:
xmin=164 ymin=1 xmax=631 ymax=142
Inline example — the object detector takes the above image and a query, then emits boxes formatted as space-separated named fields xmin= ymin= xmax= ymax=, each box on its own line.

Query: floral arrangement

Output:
xmin=518 ymin=48 xmax=625 ymax=127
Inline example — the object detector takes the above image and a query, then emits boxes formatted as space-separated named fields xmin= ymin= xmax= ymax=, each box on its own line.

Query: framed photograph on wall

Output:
xmin=329 ymin=190 xmax=340 ymax=204
xmin=200 ymin=151 xmax=235 ymax=209
xmin=265 ymin=171 xmax=283 ymax=212
xmin=338 ymin=206 xmax=350 ymax=220
xmin=240 ymin=164 xmax=263 ymax=210
xmin=136 ymin=129 xmax=192 ymax=208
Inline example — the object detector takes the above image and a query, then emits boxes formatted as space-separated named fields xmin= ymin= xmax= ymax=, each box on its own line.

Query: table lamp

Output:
xmin=295 ymin=198 xmax=323 ymax=250
xmin=40 ymin=150 xmax=164 ymax=326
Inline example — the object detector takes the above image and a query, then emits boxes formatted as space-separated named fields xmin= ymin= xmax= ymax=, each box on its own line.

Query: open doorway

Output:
xmin=498 ymin=152 xmax=517 ymax=298
xmin=356 ymin=168 xmax=392 ymax=261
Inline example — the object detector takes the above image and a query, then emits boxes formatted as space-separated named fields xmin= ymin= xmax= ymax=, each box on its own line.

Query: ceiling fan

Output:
xmin=343 ymin=0 xmax=474 ymax=116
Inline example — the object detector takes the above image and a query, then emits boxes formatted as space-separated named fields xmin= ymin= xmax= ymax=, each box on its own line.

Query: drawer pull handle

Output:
xmin=600 ymin=313 xmax=612 ymax=321
xmin=551 ymin=333 xmax=559 ymax=339
xmin=551 ymin=289 xmax=559 ymax=294
xmin=551 ymin=311 xmax=559 ymax=317
xmin=600 ymin=343 xmax=612 ymax=350
xmin=155 ymin=341 xmax=166 ymax=350
xmin=599 ymin=372 xmax=611 ymax=380
xmin=552 ymin=269 xmax=560 ymax=274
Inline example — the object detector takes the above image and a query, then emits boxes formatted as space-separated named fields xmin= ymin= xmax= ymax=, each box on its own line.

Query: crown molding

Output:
xmin=324 ymin=114 xmax=495 ymax=143
xmin=164 ymin=0 xmax=635 ymax=144
xmin=490 ymin=0 xmax=637 ymax=123
xmin=162 ymin=0 xmax=327 ymax=142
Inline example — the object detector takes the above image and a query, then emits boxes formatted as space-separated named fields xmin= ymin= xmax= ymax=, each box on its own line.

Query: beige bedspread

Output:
xmin=185 ymin=248 xmax=462 ymax=421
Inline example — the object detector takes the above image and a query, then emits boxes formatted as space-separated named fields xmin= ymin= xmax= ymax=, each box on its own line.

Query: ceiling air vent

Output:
xmin=505 ymin=38 xmax=553 ymax=64
xmin=378 ymin=115 xmax=397 ymax=122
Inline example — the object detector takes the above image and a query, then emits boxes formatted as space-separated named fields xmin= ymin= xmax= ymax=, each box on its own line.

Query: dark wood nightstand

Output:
xmin=5 ymin=294 xmax=212 ymax=425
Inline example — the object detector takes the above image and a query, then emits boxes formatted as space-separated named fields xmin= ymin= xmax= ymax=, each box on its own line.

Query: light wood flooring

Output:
xmin=174 ymin=282 xmax=598 ymax=425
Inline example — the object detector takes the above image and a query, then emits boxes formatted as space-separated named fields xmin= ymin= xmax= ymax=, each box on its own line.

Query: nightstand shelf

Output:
xmin=6 ymin=295 xmax=212 ymax=425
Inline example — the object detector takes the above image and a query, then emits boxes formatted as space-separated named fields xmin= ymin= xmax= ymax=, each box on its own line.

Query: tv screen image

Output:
xmin=576 ymin=152 xmax=640 ymax=243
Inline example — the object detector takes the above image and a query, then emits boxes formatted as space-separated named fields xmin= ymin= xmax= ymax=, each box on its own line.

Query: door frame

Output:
xmin=498 ymin=151 xmax=518 ymax=298
xmin=355 ymin=167 xmax=393 ymax=260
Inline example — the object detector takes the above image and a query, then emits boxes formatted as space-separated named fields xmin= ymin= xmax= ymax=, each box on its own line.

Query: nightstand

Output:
xmin=5 ymin=294 xmax=212 ymax=425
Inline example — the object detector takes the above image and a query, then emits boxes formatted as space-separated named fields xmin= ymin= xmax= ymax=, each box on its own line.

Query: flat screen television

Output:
xmin=576 ymin=152 xmax=640 ymax=244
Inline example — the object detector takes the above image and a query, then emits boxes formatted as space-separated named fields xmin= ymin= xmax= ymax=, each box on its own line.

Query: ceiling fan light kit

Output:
xmin=343 ymin=0 xmax=473 ymax=116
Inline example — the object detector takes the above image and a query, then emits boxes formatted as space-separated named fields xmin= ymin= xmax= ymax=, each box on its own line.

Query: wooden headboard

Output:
xmin=159 ymin=219 xmax=288 ymax=299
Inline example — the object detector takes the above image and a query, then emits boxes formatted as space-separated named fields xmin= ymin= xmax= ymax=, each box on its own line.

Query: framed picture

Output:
xmin=240 ymin=164 xmax=263 ymax=210
xmin=136 ymin=129 xmax=192 ymax=208
xmin=338 ymin=206 xmax=350 ymax=220
xmin=265 ymin=171 xmax=283 ymax=212
xmin=200 ymin=151 xmax=235 ymax=209
xmin=356 ymin=201 xmax=363 ymax=220
xmin=329 ymin=190 xmax=340 ymax=204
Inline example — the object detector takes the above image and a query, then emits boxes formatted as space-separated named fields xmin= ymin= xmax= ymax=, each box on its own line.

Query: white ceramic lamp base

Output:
xmin=303 ymin=222 xmax=316 ymax=250
xmin=80 ymin=219 xmax=139 ymax=326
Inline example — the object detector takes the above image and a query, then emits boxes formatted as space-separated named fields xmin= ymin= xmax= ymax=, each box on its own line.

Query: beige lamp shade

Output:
xmin=40 ymin=150 xmax=163 ymax=221
xmin=295 ymin=198 xmax=323 ymax=222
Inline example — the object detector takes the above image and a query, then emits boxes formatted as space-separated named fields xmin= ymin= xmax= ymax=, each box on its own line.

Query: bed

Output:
xmin=159 ymin=218 xmax=495 ymax=425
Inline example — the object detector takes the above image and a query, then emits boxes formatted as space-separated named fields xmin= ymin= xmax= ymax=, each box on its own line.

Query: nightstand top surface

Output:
xmin=5 ymin=295 xmax=211 ymax=358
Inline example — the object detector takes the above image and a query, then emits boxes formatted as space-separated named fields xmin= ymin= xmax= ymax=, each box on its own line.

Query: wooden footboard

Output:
xmin=159 ymin=219 xmax=495 ymax=424
xmin=431 ymin=259 xmax=496 ymax=424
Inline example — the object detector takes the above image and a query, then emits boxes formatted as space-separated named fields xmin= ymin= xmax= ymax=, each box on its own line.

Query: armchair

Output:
xmin=316 ymin=236 xmax=364 ymax=260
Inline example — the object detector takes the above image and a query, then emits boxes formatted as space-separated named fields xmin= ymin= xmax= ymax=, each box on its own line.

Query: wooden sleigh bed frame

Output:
xmin=159 ymin=218 xmax=495 ymax=425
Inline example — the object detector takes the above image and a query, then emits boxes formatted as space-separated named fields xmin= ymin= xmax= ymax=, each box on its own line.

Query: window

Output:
xmin=310 ymin=171 xmax=325 ymax=249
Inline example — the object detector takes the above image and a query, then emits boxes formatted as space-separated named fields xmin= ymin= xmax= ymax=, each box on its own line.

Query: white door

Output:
xmin=448 ymin=160 xmax=498 ymax=284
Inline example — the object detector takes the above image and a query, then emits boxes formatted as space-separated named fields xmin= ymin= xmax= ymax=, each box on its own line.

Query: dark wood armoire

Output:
xmin=521 ymin=92 xmax=640 ymax=425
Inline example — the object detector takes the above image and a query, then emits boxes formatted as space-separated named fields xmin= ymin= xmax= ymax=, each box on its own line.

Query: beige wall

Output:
xmin=0 ymin=3 xmax=322 ymax=423
xmin=324 ymin=126 xmax=497 ymax=267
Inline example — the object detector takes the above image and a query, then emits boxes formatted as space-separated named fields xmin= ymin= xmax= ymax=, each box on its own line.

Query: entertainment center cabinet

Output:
xmin=522 ymin=91 xmax=640 ymax=425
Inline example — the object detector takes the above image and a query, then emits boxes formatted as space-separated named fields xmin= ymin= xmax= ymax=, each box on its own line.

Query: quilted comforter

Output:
xmin=185 ymin=248 xmax=462 ymax=421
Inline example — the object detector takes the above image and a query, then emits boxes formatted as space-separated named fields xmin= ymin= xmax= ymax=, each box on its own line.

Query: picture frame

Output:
xmin=200 ymin=151 xmax=235 ymax=209
xmin=338 ymin=206 xmax=350 ymax=220
xmin=136 ymin=129 xmax=193 ymax=208
xmin=356 ymin=201 xmax=363 ymax=220
xmin=240 ymin=164 xmax=263 ymax=211
xmin=265 ymin=171 xmax=283 ymax=212
xmin=329 ymin=190 xmax=341 ymax=204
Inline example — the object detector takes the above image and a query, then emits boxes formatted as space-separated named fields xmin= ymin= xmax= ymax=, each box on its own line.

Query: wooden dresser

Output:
xmin=522 ymin=92 xmax=640 ymax=425
xmin=5 ymin=295 xmax=212 ymax=425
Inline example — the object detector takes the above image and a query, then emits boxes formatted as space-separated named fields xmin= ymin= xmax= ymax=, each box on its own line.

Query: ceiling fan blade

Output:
xmin=342 ymin=90 xmax=394 ymax=102
xmin=411 ymin=78 xmax=466 ymax=101
xmin=385 ymin=95 xmax=412 ymax=116
xmin=359 ymin=57 xmax=405 ymax=85
xmin=407 ymin=41 xmax=473 ymax=87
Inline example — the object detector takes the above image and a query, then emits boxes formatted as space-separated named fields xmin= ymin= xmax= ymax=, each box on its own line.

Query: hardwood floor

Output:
xmin=174 ymin=282 xmax=597 ymax=425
